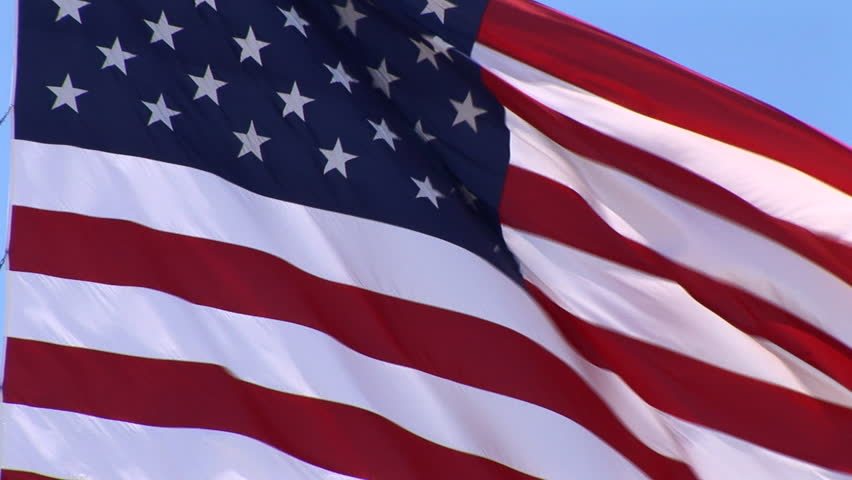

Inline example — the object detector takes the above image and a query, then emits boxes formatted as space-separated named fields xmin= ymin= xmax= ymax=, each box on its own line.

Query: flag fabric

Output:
xmin=4 ymin=0 xmax=851 ymax=479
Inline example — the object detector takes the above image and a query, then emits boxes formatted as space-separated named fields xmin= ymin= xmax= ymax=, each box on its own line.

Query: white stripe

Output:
xmin=9 ymin=405 xmax=846 ymax=480
xmin=755 ymin=339 xmax=852 ymax=408
xmin=500 ymin=110 xmax=852 ymax=349
xmin=502 ymin=226 xmax=852 ymax=409
xmin=8 ymin=271 xmax=648 ymax=480
xmin=666 ymin=415 xmax=852 ymax=480
xmin=8 ymin=140 xmax=681 ymax=463
xmin=3 ymin=404 xmax=362 ymax=480
xmin=472 ymin=43 xmax=852 ymax=246
xmin=10 ymin=139 xmax=544 ymax=354
xmin=11 ymin=273 xmax=849 ymax=480
xmin=11 ymin=141 xmax=848 ymax=478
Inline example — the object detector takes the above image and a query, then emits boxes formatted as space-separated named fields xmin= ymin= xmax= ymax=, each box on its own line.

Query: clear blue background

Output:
xmin=0 ymin=0 xmax=850 ymax=323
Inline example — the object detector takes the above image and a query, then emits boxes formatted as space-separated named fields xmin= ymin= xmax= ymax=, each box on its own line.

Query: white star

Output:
xmin=278 ymin=5 xmax=309 ymax=37
xmin=414 ymin=120 xmax=436 ymax=142
xmin=334 ymin=0 xmax=366 ymax=36
xmin=410 ymin=38 xmax=438 ymax=69
xmin=367 ymin=119 xmax=400 ymax=150
xmin=423 ymin=34 xmax=454 ymax=61
xmin=97 ymin=38 xmax=136 ymax=75
xmin=367 ymin=59 xmax=399 ymax=98
xmin=234 ymin=121 xmax=270 ymax=161
xmin=142 ymin=94 xmax=181 ymax=130
xmin=52 ymin=0 xmax=88 ymax=23
xmin=421 ymin=0 xmax=456 ymax=23
xmin=145 ymin=11 xmax=183 ymax=50
xmin=320 ymin=139 xmax=358 ymax=178
xmin=450 ymin=91 xmax=487 ymax=132
xmin=195 ymin=0 xmax=216 ymax=10
xmin=233 ymin=27 xmax=270 ymax=65
xmin=46 ymin=74 xmax=86 ymax=112
xmin=188 ymin=65 xmax=227 ymax=105
xmin=278 ymin=82 xmax=314 ymax=120
xmin=325 ymin=62 xmax=358 ymax=92
xmin=411 ymin=176 xmax=445 ymax=208
xmin=459 ymin=184 xmax=478 ymax=207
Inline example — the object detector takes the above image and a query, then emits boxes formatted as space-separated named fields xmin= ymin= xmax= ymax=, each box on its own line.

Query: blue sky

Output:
xmin=0 ymin=0 xmax=850 ymax=317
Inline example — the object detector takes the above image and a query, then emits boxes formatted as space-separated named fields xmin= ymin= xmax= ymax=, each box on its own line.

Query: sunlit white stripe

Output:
xmin=8 ymin=140 xmax=682 ymax=462
xmin=10 ymin=139 xmax=547 ymax=354
xmin=3 ymin=403 xmax=363 ymax=480
xmin=667 ymin=415 xmax=852 ymax=480
xmin=11 ymin=273 xmax=849 ymax=480
xmin=502 ymin=226 xmax=852 ymax=409
xmin=472 ymin=43 xmax=852 ymax=246
xmin=11 ymin=141 xmax=848 ymax=479
xmin=501 ymin=110 xmax=852 ymax=349
xmin=8 ymin=271 xmax=648 ymax=480
xmin=755 ymin=339 xmax=852 ymax=410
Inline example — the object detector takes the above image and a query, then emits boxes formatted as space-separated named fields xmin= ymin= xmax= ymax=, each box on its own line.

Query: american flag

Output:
xmin=4 ymin=0 xmax=851 ymax=478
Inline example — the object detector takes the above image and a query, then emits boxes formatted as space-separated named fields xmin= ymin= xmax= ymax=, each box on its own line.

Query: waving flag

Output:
xmin=4 ymin=0 xmax=851 ymax=479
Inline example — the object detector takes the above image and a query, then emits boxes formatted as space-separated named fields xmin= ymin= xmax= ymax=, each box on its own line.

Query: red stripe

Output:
xmin=502 ymin=165 xmax=852 ymax=392
xmin=4 ymin=338 xmax=538 ymax=480
xmin=478 ymin=0 xmax=852 ymax=195
xmin=8 ymin=206 xmax=696 ymax=480
xmin=524 ymin=283 xmax=852 ymax=473
xmin=1 ymin=472 xmax=64 ymax=480
xmin=480 ymin=68 xmax=852 ymax=288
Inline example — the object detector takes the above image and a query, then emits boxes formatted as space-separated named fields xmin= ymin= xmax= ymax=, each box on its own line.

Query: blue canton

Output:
xmin=16 ymin=0 xmax=520 ymax=280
